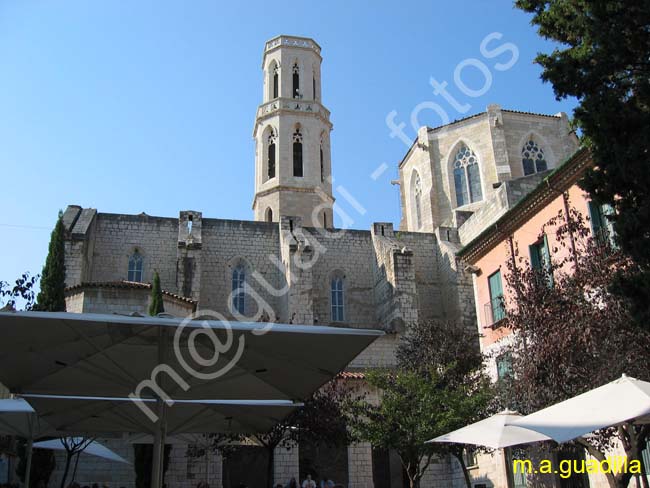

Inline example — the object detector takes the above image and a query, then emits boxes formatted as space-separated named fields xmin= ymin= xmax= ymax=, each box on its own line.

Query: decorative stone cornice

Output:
xmin=251 ymin=185 xmax=335 ymax=209
xmin=264 ymin=35 xmax=321 ymax=55
xmin=253 ymin=98 xmax=333 ymax=136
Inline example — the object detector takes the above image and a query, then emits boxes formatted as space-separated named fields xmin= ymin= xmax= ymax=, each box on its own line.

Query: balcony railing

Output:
xmin=484 ymin=296 xmax=506 ymax=328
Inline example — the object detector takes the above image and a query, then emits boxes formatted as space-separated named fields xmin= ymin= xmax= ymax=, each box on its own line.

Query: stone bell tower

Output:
xmin=252 ymin=35 xmax=334 ymax=228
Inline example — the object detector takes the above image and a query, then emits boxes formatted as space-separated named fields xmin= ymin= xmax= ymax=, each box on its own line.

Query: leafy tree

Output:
xmin=348 ymin=320 xmax=493 ymax=488
xmin=515 ymin=0 xmax=650 ymax=331
xmin=0 ymin=272 xmax=39 ymax=310
xmin=149 ymin=271 xmax=164 ymax=316
xmin=35 ymin=211 xmax=66 ymax=312
xmin=498 ymin=203 xmax=650 ymax=488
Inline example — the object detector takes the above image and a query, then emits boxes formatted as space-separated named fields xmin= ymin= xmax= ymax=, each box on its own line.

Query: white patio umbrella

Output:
xmin=0 ymin=398 xmax=55 ymax=488
xmin=32 ymin=437 xmax=130 ymax=464
xmin=508 ymin=375 xmax=650 ymax=443
xmin=23 ymin=394 xmax=301 ymax=435
xmin=426 ymin=410 xmax=553 ymax=449
xmin=0 ymin=311 xmax=383 ymax=487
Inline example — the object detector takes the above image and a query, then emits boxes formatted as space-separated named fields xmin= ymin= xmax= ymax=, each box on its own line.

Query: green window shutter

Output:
xmin=588 ymin=200 xmax=604 ymax=237
xmin=529 ymin=243 xmax=541 ymax=271
xmin=541 ymin=235 xmax=554 ymax=288
xmin=488 ymin=270 xmax=505 ymax=322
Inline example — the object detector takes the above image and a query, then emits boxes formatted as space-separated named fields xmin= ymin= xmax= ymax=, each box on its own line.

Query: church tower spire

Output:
xmin=252 ymin=35 xmax=334 ymax=228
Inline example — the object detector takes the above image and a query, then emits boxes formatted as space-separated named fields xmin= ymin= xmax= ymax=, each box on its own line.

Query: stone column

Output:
xmin=274 ymin=442 xmax=299 ymax=486
xmin=347 ymin=442 xmax=374 ymax=488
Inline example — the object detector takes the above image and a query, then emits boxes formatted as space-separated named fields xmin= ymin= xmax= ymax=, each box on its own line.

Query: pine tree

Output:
xmin=149 ymin=271 xmax=164 ymax=316
xmin=35 ymin=211 xmax=66 ymax=312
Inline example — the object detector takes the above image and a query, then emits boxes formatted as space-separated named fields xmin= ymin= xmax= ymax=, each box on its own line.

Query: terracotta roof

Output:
xmin=337 ymin=371 xmax=366 ymax=380
xmin=457 ymin=147 xmax=593 ymax=264
xmin=65 ymin=281 xmax=197 ymax=305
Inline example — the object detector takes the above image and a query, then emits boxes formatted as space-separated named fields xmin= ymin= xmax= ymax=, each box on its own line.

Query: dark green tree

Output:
xmin=148 ymin=271 xmax=164 ymax=316
xmin=515 ymin=0 xmax=650 ymax=330
xmin=35 ymin=211 xmax=66 ymax=311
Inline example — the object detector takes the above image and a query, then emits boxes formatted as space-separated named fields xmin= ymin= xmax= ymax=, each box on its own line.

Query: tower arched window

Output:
xmin=267 ymin=129 xmax=277 ymax=179
xmin=522 ymin=139 xmax=548 ymax=176
xmin=331 ymin=276 xmax=344 ymax=322
xmin=413 ymin=172 xmax=423 ymax=230
xmin=266 ymin=208 xmax=273 ymax=222
xmin=292 ymin=63 xmax=300 ymax=98
xmin=453 ymin=144 xmax=482 ymax=207
xmin=312 ymin=71 xmax=317 ymax=100
xmin=232 ymin=265 xmax=246 ymax=315
xmin=128 ymin=250 xmax=144 ymax=282
xmin=320 ymin=138 xmax=325 ymax=183
xmin=293 ymin=128 xmax=303 ymax=177
xmin=272 ymin=64 xmax=279 ymax=99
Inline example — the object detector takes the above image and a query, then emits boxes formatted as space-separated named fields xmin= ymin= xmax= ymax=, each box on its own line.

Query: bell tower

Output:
xmin=252 ymin=35 xmax=334 ymax=228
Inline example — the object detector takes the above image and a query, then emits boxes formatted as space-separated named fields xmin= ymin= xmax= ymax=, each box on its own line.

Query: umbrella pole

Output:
xmin=151 ymin=328 xmax=168 ymax=488
xmin=24 ymin=438 xmax=33 ymax=488
xmin=151 ymin=402 xmax=167 ymax=488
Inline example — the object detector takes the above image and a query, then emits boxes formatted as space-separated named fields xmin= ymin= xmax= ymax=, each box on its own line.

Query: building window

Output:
xmin=453 ymin=144 xmax=482 ymax=207
xmin=323 ymin=211 xmax=328 ymax=228
xmin=272 ymin=64 xmax=279 ymax=99
xmin=331 ymin=276 xmax=344 ymax=322
xmin=267 ymin=130 xmax=277 ymax=179
xmin=413 ymin=172 xmax=423 ymax=229
xmin=487 ymin=270 xmax=505 ymax=324
xmin=266 ymin=208 xmax=273 ymax=222
xmin=320 ymin=142 xmax=324 ymax=183
xmin=496 ymin=352 xmax=513 ymax=381
xmin=232 ymin=265 xmax=246 ymax=315
xmin=588 ymin=200 xmax=615 ymax=247
xmin=312 ymin=72 xmax=317 ymax=100
xmin=293 ymin=128 xmax=303 ymax=177
xmin=128 ymin=250 xmax=144 ymax=282
xmin=530 ymin=235 xmax=553 ymax=287
xmin=522 ymin=139 xmax=548 ymax=176
xmin=292 ymin=63 xmax=300 ymax=98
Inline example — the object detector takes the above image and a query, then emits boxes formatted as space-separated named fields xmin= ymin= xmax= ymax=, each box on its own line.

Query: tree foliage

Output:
xmin=515 ymin=0 xmax=650 ymax=331
xmin=0 ymin=272 xmax=39 ymax=311
xmin=35 ymin=211 xmax=66 ymax=312
xmin=348 ymin=320 xmax=493 ymax=488
xmin=149 ymin=271 xmax=164 ymax=316
xmin=498 ymin=202 xmax=650 ymax=488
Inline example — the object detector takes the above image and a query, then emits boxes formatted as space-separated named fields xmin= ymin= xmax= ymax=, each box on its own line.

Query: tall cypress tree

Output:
xmin=149 ymin=271 xmax=164 ymax=316
xmin=35 ymin=211 xmax=66 ymax=312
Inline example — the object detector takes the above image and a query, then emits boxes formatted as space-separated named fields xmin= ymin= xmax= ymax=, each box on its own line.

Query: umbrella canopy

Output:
xmin=0 ymin=311 xmax=383 ymax=401
xmin=508 ymin=375 xmax=650 ymax=443
xmin=23 ymin=394 xmax=300 ymax=435
xmin=0 ymin=398 xmax=54 ymax=438
xmin=427 ymin=410 xmax=552 ymax=449
xmin=33 ymin=437 xmax=129 ymax=464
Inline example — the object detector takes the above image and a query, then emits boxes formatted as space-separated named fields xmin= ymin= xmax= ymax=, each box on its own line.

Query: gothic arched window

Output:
xmin=320 ymin=139 xmax=325 ymax=183
xmin=232 ymin=265 xmax=246 ymax=315
xmin=413 ymin=172 xmax=423 ymax=230
xmin=312 ymin=71 xmax=317 ymax=100
xmin=522 ymin=139 xmax=548 ymax=176
xmin=292 ymin=63 xmax=300 ymax=98
xmin=272 ymin=64 xmax=279 ymax=99
xmin=293 ymin=128 xmax=303 ymax=177
xmin=266 ymin=208 xmax=273 ymax=222
xmin=331 ymin=276 xmax=344 ymax=322
xmin=267 ymin=129 xmax=277 ymax=179
xmin=453 ymin=144 xmax=482 ymax=207
xmin=128 ymin=250 xmax=144 ymax=282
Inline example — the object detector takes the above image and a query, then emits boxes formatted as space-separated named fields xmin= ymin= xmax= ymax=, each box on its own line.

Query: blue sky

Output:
xmin=0 ymin=0 xmax=577 ymax=289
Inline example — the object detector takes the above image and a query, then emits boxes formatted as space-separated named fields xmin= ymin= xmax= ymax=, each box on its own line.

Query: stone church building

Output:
xmin=56 ymin=35 xmax=578 ymax=488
